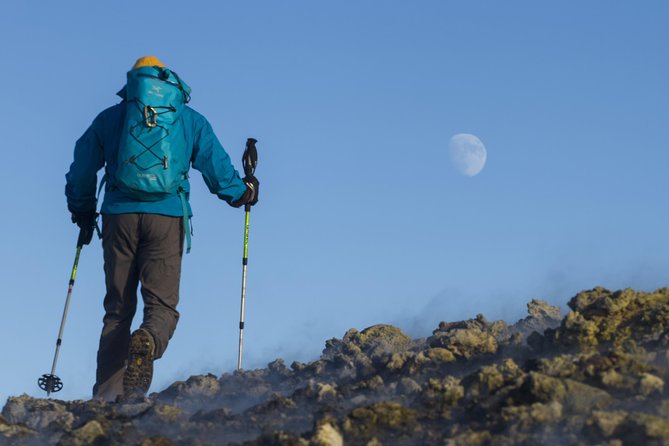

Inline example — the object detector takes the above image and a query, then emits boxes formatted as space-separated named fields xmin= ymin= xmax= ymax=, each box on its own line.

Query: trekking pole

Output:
xmin=237 ymin=138 xmax=258 ymax=370
xmin=38 ymin=228 xmax=89 ymax=396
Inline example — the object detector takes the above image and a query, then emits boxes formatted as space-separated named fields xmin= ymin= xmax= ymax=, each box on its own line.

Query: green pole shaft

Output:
xmin=237 ymin=206 xmax=251 ymax=370
xmin=48 ymin=245 xmax=82 ymax=395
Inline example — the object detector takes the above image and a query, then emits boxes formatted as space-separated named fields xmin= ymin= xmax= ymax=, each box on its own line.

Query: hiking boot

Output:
xmin=123 ymin=329 xmax=155 ymax=400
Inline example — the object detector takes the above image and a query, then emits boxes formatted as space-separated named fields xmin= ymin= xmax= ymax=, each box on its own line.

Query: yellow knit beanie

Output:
xmin=131 ymin=56 xmax=165 ymax=70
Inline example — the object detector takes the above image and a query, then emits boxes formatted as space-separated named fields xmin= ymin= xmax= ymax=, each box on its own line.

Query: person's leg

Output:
xmin=123 ymin=214 xmax=183 ymax=398
xmin=138 ymin=214 xmax=184 ymax=358
xmin=93 ymin=213 xmax=140 ymax=401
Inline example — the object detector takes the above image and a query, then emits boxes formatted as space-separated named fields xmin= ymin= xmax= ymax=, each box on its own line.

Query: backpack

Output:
xmin=108 ymin=65 xmax=194 ymax=252
xmin=115 ymin=65 xmax=192 ymax=201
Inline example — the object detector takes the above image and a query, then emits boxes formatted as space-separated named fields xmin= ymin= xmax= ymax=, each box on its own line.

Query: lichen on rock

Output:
xmin=428 ymin=315 xmax=500 ymax=360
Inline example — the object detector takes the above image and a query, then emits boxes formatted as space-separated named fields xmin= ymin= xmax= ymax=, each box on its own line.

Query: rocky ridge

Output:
xmin=2 ymin=287 xmax=669 ymax=445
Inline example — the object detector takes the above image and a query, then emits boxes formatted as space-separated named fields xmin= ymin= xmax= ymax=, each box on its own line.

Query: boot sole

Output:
xmin=123 ymin=329 xmax=155 ymax=399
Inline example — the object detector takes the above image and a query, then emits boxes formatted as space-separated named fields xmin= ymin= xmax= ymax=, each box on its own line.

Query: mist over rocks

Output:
xmin=3 ymin=288 xmax=669 ymax=445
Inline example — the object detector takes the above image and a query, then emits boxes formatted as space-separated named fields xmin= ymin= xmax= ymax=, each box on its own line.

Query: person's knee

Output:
xmin=103 ymin=297 xmax=137 ymax=321
xmin=142 ymin=312 xmax=178 ymax=359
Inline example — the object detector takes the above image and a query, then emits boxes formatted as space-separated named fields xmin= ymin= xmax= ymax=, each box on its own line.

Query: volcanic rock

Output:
xmin=2 ymin=289 xmax=669 ymax=445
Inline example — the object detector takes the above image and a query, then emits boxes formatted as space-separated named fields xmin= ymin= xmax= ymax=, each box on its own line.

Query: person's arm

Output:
xmin=190 ymin=113 xmax=248 ymax=205
xmin=65 ymin=114 xmax=106 ymax=214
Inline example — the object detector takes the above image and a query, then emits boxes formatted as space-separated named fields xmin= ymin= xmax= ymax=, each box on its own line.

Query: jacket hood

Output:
xmin=116 ymin=66 xmax=191 ymax=103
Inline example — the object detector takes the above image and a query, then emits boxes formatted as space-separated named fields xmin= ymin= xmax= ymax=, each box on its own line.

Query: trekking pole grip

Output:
xmin=243 ymin=138 xmax=258 ymax=177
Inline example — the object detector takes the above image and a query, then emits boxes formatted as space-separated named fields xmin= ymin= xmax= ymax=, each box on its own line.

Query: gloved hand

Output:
xmin=231 ymin=175 xmax=259 ymax=208
xmin=71 ymin=211 xmax=97 ymax=246
xmin=243 ymin=175 xmax=259 ymax=206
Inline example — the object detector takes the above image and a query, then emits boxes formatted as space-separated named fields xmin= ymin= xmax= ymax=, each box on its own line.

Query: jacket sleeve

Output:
xmin=65 ymin=114 xmax=106 ymax=213
xmin=190 ymin=114 xmax=247 ymax=205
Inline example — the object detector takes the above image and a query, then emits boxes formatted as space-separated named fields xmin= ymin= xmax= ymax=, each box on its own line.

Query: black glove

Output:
xmin=231 ymin=175 xmax=259 ymax=208
xmin=243 ymin=175 xmax=259 ymax=206
xmin=71 ymin=211 xmax=97 ymax=246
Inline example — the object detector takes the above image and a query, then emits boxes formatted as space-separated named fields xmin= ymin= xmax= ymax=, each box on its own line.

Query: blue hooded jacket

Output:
xmin=65 ymin=85 xmax=247 ymax=217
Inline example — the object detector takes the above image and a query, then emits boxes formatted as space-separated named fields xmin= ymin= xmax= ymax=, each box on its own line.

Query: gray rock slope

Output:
xmin=2 ymin=288 xmax=669 ymax=445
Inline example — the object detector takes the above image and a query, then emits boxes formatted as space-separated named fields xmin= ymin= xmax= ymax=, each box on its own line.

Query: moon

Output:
xmin=448 ymin=133 xmax=487 ymax=176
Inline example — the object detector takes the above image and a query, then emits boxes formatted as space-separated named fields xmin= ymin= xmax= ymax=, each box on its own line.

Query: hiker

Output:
xmin=65 ymin=56 xmax=258 ymax=401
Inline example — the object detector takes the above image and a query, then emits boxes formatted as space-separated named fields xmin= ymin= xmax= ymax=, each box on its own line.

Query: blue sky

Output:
xmin=0 ymin=1 xmax=667 ymax=403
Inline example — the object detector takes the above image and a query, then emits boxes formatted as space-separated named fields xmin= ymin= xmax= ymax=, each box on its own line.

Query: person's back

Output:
xmin=65 ymin=56 xmax=259 ymax=401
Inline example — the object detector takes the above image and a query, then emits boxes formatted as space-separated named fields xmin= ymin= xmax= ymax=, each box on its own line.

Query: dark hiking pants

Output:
xmin=93 ymin=213 xmax=184 ymax=401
